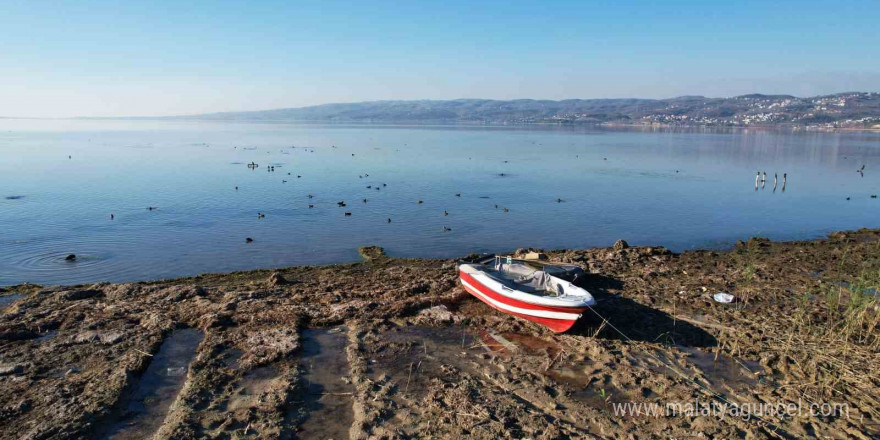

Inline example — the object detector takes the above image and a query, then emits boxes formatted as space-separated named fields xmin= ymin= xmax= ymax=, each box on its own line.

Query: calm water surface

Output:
xmin=1 ymin=119 xmax=878 ymax=286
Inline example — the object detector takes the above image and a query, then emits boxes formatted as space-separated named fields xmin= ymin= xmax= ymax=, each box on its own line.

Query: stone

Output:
xmin=62 ymin=289 xmax=103 ymax=301
xmin=613 ymin=240 xmax=629 ymax=250
xmin=0 ymin=364 xmax=24 ymax=376
xmin=268 ymin=272 xmax=287 ymax=286
xmin=417 ymin=305 xmax=456 ymax=323
xmin=358 ymin=246 xmax=386 ymax=261
xmin=99 ymin=330 xmax=124 ymax=344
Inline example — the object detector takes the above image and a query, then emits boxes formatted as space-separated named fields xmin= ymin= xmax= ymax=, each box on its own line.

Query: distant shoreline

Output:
xmin=4 ymin=117 xmax=880 ymax=132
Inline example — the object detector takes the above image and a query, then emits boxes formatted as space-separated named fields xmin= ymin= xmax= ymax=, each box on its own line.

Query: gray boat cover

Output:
xmin=493 ymin=262 xmax=571 ymax=295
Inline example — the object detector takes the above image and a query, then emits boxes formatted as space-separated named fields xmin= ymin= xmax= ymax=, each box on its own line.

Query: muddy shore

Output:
xmin=1 ymin=230 xmax=878 ymax=439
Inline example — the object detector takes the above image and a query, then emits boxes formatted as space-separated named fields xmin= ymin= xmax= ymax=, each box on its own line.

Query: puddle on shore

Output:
xmin=0 ymin=294 xmax=24 ymax=310
xmin=367 ymin=325 xmax=481 ymax=434
xmin=371 ymin=324 xmax=633 ymax=415
xmin=285 ymin=327 xmax=353 ymax=440
xmin=371 ymin=325 xmax=480 ymax=395
xmin=837 ymin=281 xmax=879 ymax=298
xmin=98 ymin=328 xmax=204 ymax=440
xmin=477 ymin=330 xmax=561 ymax=358
xmin=229 ymin=365 xmax=279 ymax=414
xmin=677 ymin=347 xmax=760 ymax=392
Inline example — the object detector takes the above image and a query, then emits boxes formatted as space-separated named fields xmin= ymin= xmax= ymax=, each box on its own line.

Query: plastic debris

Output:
xmin=713 ymin=292 xmax=735 ymax=303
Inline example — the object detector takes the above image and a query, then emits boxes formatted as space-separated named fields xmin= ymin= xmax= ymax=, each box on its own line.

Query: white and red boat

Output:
xmin=458 ymin=256 xmax=595 ymax=333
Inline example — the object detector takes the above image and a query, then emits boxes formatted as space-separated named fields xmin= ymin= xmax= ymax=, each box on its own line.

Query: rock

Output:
xmin=0 ymin=325 xmax=38 ymax=341
xmin=62 ymin=289 xmax=103 ymax=301
xmin=523 ymin=252 xmax=548 ymax=261
xmin=198 ymin=312 xmax=234 ymax=329
xmin=613 ymin=240 xmax=629 ymax=250
xmin=64 ymin=254 xmax=76 ymax=261
xmin=409 ymin=283 xmax=430 ymax=294
xmin=73 ymin=331 xmax=100 ymax=343
xmin=416 ymin=305 xmax=456 ymax=324
xmin=99 ymin=330 xmax=124 ymax=344
xmin=0 ymin=364 xmax=25 ymax=376
xmin=159 ymin=285 xmax=203 ymax=302
xmin=358 ymin=246 xmax=386 ymax=261
xmin=268 ymin=272 xmax=287 ymax=286
xmin=37 ymin=286 xmax=66 ymax=295
xmin=746 ymin=236 xmax=771 ymax=247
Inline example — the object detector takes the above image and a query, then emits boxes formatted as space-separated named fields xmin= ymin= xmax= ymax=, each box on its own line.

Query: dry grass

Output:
xmin=767 ymin=245 xmax=880 ymax=420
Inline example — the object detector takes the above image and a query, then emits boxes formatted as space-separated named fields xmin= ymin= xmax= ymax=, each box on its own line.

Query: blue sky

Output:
xmin=2 ymin=0 xmax=878 ymax=117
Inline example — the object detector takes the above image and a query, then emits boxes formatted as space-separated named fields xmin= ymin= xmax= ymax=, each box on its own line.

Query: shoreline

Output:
xmin=4 ymin=116 xmax=880 ymax=132
xmin=1 ymin=229 xmax=878 ymax=438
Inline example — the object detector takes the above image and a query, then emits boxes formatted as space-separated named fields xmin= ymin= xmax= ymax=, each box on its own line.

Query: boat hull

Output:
xmin=459 ymin=270 xmax=588 ymax=333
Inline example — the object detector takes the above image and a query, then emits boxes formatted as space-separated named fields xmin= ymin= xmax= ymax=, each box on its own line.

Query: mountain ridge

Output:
xmin=106 ymin=93 xmax=880 ymax=128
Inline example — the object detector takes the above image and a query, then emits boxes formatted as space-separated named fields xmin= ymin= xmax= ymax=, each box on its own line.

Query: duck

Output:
xmin=387 ymin=218 xmax=392 ymax=223
xmin=503 ymin=208 xmax=510 ymax=213
xmin=258 ymin=213 xmax=265 ymax=218
xmin=455 ymin=193 xmax=461 ymax=197
xmin=110 ymin=213 xmax=114 ymax=220
xmin=556 ymin=198 xmax=564 ymax=203
xmin=418 ymin=200 xmax=423 ymax=204
xmin=337 ymin=201 xmax=346 ymax=207
xmin=444 ymin=210 xmax=449 ymax=216
xmin=308 ymin=204 xmax=315 ymax=208
xmin=246 ymin=237 xmax=254 ymax=243
xmin=443 ymin=226 xmax=452 ymax=232
xmin=362 ymin=198 xmax=368 ymax=203
xmin=344 ymin=212 xmax=352 ymax=216
xmin=308 ymin=194 xmax=314 ymax=198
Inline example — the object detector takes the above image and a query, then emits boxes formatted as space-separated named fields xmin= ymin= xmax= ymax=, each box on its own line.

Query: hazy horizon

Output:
xmin=3 ymin=1 xmax=879 ymax=118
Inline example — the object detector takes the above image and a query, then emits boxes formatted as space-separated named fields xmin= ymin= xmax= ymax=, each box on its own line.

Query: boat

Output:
xmin=458 ymin=255 xmax=596 ymax=332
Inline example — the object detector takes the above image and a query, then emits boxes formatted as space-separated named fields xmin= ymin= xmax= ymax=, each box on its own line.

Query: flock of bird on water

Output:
xmin=52 ymin=147 xmax=875 ymax=253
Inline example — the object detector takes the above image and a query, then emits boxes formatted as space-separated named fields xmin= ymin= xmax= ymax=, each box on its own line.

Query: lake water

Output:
xmin=1 ymin=119 xmax=878 ymax=286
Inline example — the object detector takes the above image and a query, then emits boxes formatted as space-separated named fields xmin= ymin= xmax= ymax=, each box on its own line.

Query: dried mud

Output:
xmin=1 ymin=230 xmax=878 ymax=439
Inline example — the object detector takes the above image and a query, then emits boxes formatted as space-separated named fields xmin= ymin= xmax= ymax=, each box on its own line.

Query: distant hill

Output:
xmin=165 ymin=93 xmax=880 ymax=128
